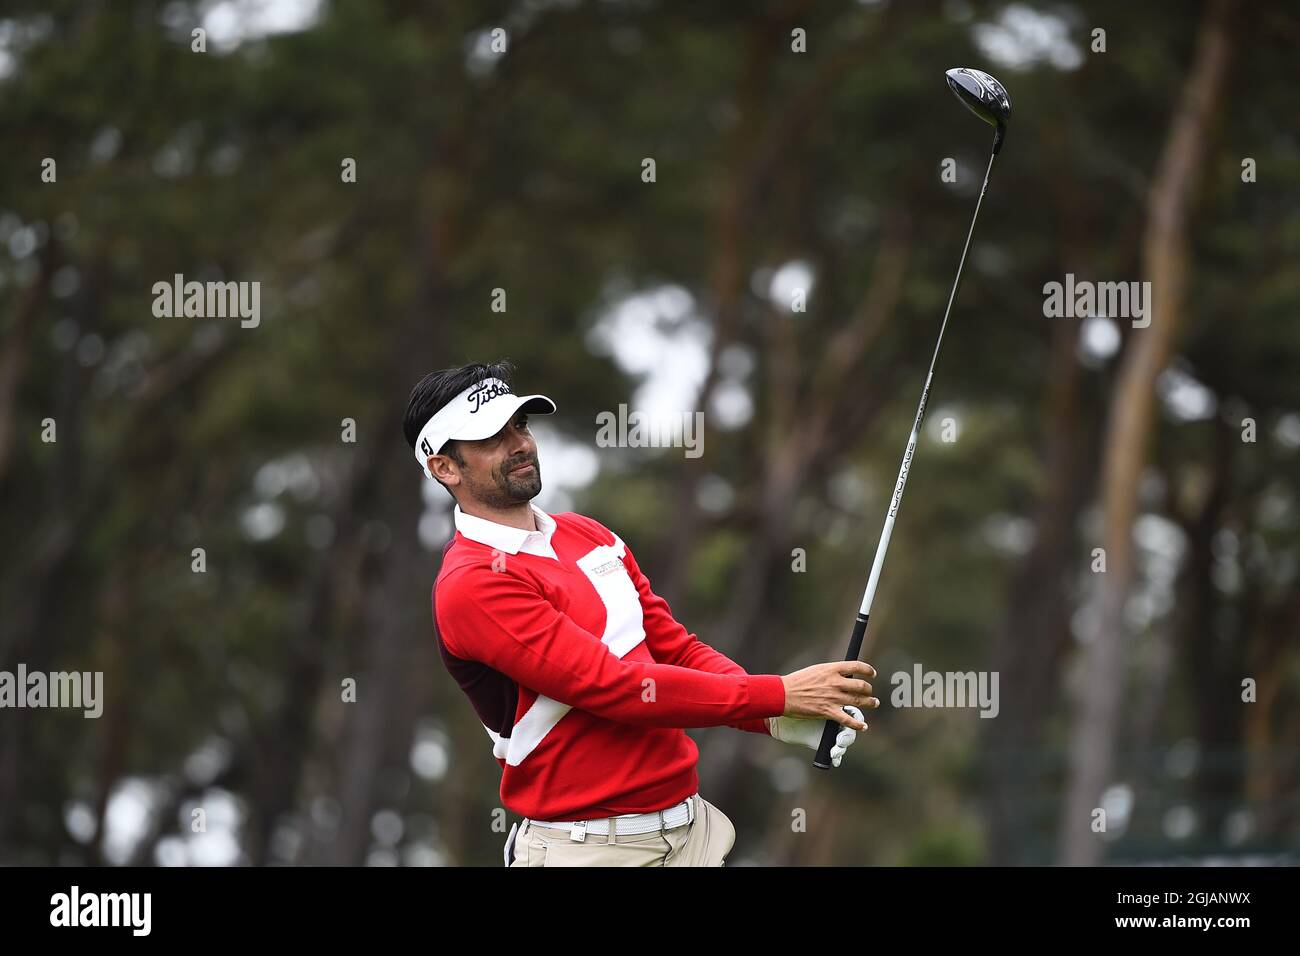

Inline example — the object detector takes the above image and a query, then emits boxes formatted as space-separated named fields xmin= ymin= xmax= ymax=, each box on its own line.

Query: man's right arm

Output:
xmin=436 ymin=568 xmax=787 ymax=729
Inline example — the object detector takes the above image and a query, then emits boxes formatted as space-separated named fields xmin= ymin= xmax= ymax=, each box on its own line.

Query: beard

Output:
xmin=467 ymin=454 xmax=542 ymax=508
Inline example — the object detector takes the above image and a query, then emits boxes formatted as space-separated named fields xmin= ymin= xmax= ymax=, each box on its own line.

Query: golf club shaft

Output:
xmin=813 ymin=146 xmax=999 ymax=769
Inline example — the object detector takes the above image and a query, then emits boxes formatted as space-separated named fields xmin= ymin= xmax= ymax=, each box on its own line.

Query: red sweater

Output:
xmin=432 ymin=509 xmax=786 ymax=821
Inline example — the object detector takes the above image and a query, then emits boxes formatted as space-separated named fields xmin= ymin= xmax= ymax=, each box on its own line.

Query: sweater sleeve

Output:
xmin=436 ymin=567 xmax=786 ymax=729
xmin=615 ymin=533 xmax=775 ymax=737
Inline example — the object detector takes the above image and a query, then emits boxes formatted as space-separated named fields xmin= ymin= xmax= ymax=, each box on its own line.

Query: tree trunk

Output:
xmin=1060 ymin=0 xmax=1237 ymax=865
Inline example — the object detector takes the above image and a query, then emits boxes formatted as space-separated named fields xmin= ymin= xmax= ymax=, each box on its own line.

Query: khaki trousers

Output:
xmin=507 ymin=794 xmax=736 ymax=867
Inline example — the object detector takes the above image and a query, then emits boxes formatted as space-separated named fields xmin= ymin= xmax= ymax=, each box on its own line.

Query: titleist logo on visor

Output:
xmin=417 ymin=379 xmax=518 ymax=459
xmin=468 ymin=380 xmax=513 ymax=411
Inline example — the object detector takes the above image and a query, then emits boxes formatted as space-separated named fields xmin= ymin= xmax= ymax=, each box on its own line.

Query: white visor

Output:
xmin=414 ymin=377 xmax=556 ymax=479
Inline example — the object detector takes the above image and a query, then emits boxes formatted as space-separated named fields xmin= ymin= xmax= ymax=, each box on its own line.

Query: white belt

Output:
xmin=525 ymin=794 xmax=697 ymax=842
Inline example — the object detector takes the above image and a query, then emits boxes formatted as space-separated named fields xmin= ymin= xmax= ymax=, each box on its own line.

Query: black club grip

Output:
xmin=812 ymin=613 xmax=870 ymax=770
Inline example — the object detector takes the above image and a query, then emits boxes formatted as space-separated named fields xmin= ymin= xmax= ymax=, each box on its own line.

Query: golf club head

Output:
xmin=945 ymin=67 xmax=1011 ymax=154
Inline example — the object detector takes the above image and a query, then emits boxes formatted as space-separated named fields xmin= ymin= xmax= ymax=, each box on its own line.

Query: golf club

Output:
xmin=813 ymin=67 xmax=1011 ymax=770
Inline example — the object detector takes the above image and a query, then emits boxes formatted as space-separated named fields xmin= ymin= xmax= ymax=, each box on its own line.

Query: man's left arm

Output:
xmin=615 ymin=529 xmax=867 ymax=765
xmin=616 ymin=535 xmax=772 ymax=735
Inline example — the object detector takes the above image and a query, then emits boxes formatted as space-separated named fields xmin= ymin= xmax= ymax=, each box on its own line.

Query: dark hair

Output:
xmin=403 ymin=360 xmax=516 ymax=492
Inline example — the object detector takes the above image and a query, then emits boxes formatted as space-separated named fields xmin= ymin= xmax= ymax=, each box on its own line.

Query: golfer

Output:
xmin=404 ymin=361 xmax=879 ymax=866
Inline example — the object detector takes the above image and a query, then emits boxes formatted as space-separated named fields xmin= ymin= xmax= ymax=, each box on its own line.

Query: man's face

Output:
xmin=435 ymin=410 xmax=542 ymax=508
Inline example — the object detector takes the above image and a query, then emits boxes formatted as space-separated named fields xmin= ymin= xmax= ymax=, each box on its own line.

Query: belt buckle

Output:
xmin=569 ymin=820 xmax=588 ymax=843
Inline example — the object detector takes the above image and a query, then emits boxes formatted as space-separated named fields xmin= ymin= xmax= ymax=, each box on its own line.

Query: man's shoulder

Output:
xmin=557 ymin=512 xmax=639 ymax=561
xmin=553 ymin=510 xmax=618 ymax=546
xmin=433 ymin=534 xmax=498 ymax=594
xmin=431 ymin=538 xmax=522 ymax=651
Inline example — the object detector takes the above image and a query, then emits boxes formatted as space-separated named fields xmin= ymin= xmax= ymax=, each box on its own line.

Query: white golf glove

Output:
xmin=766 ymin=706 xmax=865 ymax=768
